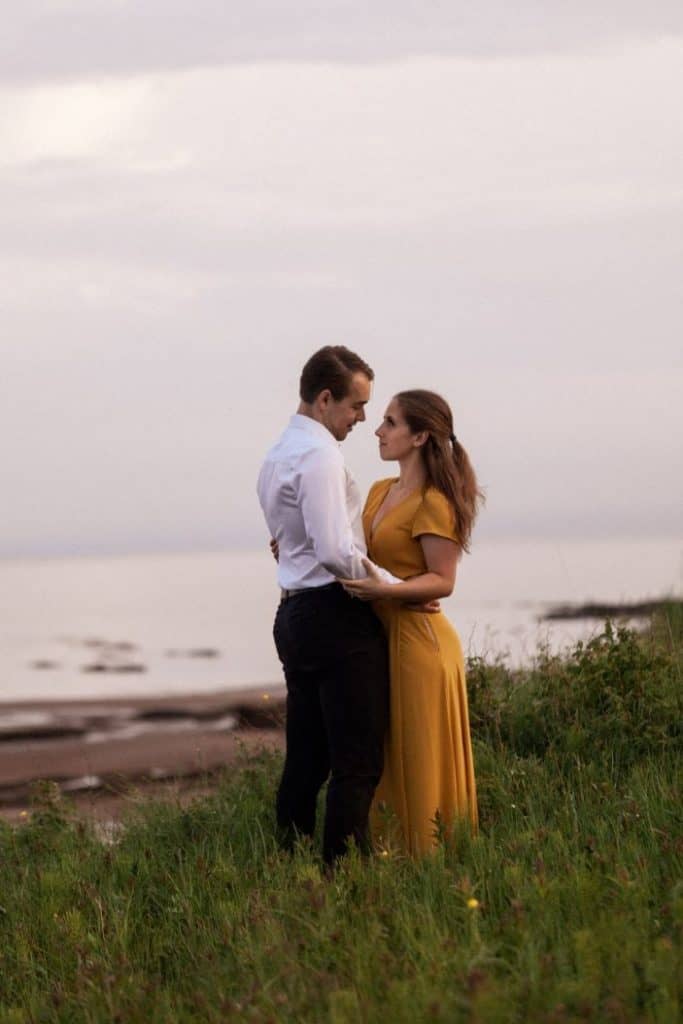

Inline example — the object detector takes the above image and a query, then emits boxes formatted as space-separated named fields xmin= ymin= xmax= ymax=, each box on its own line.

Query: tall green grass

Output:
xmin=1 ymin=608 xmax=681 ymax=1022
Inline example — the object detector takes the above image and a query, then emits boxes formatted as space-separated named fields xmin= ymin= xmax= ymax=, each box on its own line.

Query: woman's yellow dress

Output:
xmin=364 ymin=479 xmax=478 ymax=856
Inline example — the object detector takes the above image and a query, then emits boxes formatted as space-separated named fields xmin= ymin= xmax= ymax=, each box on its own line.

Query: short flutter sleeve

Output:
xmin=411 ymin=488 xmax=459 ymax=544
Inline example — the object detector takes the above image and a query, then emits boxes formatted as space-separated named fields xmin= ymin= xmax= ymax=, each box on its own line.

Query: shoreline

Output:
xmin=540 ymin=598 xmax=674 ymax=621
xmin=0 ymin=685 xmax=286 ymax=821
xmin=2 ymin=596 xmax=676 ymax=823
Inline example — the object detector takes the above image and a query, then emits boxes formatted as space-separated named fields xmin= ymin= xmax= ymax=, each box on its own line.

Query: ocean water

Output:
xmin=0 ymin=539 xmax=680 ymax=702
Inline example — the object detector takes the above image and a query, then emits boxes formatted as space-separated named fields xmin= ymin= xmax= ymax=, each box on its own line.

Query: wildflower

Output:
xmin=19 ymin=811 xmax=28 ymax=819
xmin=467 ymin=898 xmax=479 ymax=910
xmin=262 ymin=693 xmax=270 ymax=701
xmin=380 ymin=850 xmax=390 ymax=858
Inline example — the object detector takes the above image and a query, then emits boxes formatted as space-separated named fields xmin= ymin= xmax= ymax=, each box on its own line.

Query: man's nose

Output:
xmin=357 ymin=408 xmax=366 ymax=422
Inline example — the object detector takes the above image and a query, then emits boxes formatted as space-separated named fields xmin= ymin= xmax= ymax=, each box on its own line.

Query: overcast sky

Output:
xmin=2 ymin=3 xmax=682 ymax=558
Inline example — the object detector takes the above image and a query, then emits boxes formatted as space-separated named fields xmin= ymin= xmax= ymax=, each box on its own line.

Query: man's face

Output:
xmin=321 ymin=372 xmax=372 ymax=441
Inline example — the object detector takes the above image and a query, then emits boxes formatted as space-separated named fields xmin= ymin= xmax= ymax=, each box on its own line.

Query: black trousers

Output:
xmin=273 ymin=583 xmax=390 ymax=864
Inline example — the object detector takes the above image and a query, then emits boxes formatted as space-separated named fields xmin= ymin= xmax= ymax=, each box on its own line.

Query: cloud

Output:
xmin=2 ymin=42 xmax=682 ymax=234
xmin=1 ymin=35 xmax=681 ymax=554
xmin=3 ymin=1 xmax=683 ymax=83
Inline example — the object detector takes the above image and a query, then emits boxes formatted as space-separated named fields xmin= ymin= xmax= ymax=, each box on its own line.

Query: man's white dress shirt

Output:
xmin=257 ymin=414 xmax=397 ymax=591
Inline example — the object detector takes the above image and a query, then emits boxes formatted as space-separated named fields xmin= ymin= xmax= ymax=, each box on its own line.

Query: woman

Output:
xmin=340 ymin=389 xmax=483 ymax=856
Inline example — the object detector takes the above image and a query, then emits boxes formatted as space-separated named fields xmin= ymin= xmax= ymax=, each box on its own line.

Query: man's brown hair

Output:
xmin=299 ymin=346 xmax=374 ymax=403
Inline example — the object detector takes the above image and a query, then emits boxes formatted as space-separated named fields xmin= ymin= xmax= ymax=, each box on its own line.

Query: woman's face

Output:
xmin=375 ymin=398 xmax=421 ymax=461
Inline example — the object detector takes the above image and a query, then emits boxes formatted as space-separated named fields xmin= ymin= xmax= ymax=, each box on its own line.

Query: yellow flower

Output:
xmin=262 ymin=693 xmax=271 ymax=701
xmin=19 ymin=811 xmax=28 ymax=819
xmin=380 ymin=850 xmax=390 ymax=858
xmin=467 ymin=898 xmax=480 ymax=910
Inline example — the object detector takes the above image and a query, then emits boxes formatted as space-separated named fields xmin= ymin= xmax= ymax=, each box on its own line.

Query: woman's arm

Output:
xmin=339 ymin=535 xmax=458 ymax=602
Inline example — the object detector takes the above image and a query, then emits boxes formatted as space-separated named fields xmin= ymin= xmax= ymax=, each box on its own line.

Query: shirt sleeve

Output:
xmin=299 ymin=447 xmax=398 ymax=582
xmin=411 ymin=488 xmax=460 ymax=544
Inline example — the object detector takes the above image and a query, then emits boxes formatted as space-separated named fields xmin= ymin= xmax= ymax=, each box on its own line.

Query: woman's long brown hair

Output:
xmin=395 ymin=390 xmax=484 ymax=553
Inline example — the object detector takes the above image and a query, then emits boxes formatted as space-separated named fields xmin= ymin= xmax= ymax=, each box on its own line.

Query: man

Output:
xmin=257 ymin=345 xmax=395 ymax=865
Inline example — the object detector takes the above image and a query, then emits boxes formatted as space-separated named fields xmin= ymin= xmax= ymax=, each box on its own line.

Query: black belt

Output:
xmin=280 ymin=582 xmax=339 ymax=602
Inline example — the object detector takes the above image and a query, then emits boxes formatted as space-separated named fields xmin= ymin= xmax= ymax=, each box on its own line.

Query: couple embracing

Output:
xmin=257 ymin=346 xmax=482 ymax=866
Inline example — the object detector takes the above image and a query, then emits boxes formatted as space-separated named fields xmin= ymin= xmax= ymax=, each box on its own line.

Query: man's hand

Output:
xmin=269 ymin=538 xmax=279 ymax=563
xmin=405 ymin=599 xmax=441 ymax=614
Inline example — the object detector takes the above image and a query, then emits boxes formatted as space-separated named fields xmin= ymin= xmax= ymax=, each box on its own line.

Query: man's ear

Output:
xmin=317 ymin=388 xmax=332 ymax=409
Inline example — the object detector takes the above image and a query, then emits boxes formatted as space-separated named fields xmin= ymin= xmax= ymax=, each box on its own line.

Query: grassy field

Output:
xmin=1 ymin=607 xmax=681 ymax=1023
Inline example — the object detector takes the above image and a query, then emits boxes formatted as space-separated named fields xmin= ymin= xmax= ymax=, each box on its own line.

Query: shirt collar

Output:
xmin=289 ymin=413 xmax=339 ymax=447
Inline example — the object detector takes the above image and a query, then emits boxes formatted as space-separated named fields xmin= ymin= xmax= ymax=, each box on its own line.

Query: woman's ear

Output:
xmin=413 ymin=431 xmax=429 ymax=449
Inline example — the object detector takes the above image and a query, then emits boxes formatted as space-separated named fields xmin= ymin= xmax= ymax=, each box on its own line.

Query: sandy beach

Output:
xmin=0 ymin=686 xmax=286 ymax=824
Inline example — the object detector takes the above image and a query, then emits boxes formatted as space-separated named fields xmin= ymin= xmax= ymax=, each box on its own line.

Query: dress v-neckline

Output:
xmin=369 ymin=479 xmax=421 ymax=539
